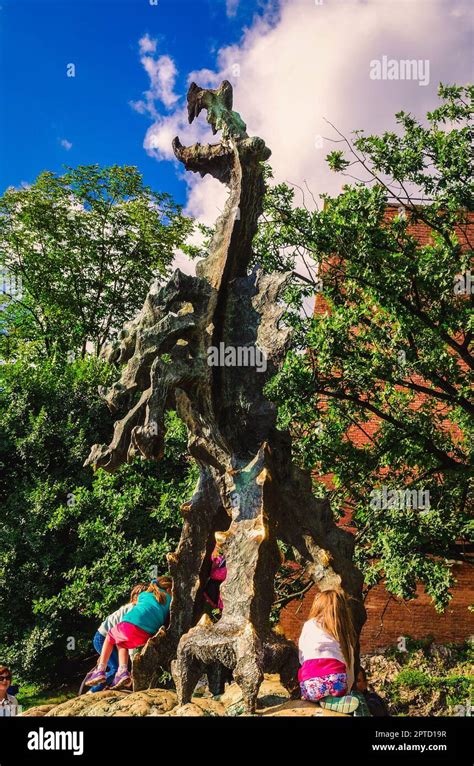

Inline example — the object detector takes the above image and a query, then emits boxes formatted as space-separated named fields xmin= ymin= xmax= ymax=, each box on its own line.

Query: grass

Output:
xmin=17 ymin=682 xmax=78 ymax=711
xmin=376 ymin=640 xmax=474 ymax=715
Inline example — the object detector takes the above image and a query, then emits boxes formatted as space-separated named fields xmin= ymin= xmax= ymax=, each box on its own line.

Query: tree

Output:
xmin=0 ymin=166 xmax=197 ymax=685
xmin=0 ymin=165 xmax=194 ymax=358
xmin=0 ymin=347 xmax=196 ymax=685
xmin=254 ymin=84 xmax=473 ymax=610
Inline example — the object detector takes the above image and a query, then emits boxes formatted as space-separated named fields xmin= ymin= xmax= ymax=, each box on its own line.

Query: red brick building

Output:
xmin=280 ymin=564 xmax=474 ymax=653
xmin=279 ymin=206 xmax=474 ymax=652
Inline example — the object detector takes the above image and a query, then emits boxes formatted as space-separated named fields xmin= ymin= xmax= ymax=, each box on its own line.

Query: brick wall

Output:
xmin=279 ymin=563 xmax=474 ymax=652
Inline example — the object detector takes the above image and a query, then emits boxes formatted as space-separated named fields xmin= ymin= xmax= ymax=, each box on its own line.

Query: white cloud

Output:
xmin=138 ymin=33 xmax=157 ymax=55
xmin=60 ymin=139 xmax=73 ymax=151
xmin=132 ymin=0 xmax=473 ymax=267
xmin=131 ymin=36 xmax=179 ymax=117
xmin=143 ymin=53 xmax=178 ymax=109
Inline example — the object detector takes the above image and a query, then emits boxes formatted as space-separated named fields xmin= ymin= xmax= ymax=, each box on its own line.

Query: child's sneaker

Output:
xmin=319 ymin=694 xmax=360 ymax=714
xmin=110 ymin=669 xmax=132 ymax=690
xmin=84 ymin=667 xmax=106 ymax=687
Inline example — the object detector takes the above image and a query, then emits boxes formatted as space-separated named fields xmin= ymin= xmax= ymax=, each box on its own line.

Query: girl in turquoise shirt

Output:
xmin=85 ymin=577 xmax=172 ymax=690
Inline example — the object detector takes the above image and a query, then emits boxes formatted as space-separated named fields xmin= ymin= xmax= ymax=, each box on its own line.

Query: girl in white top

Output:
xmin=298 ymin=589 xmax=359 ymax=714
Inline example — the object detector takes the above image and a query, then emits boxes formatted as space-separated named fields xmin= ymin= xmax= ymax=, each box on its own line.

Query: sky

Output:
xmin=1 ymin=0 xmax=473 ymax=233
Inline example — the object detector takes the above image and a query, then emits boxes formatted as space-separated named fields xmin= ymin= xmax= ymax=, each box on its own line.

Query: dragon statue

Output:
xmin=85 ymin=80 xmax=365 ymax=714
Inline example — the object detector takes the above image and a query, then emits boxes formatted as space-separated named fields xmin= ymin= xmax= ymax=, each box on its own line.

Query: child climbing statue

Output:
xmin=84 ymin=577 xmax=172 ymax=691
xmin=298 ymin=589 xmax=360 ymax=714
xmin=89 ymin=583 xmax=148 ymax=692
xmin=203 ymin=532 xmax=227 ymax=616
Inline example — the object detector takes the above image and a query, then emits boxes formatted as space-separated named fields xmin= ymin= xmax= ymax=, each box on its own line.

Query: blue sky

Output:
xmin=0 ymin=0 xmax=266 ymax=203
xmin=1 ymin=0 xmax=472 ymax=218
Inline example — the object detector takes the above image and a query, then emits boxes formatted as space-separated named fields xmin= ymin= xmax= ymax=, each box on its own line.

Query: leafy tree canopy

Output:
xmin=0 ymin=166 xmax=197 ymax=685
xmin=0 ymin=348 xmax=196 ymax=684
xmin=0 ymin=165 xmax=194 ymax=358
xmin=254 ymin=84 xmax=473 ymax=610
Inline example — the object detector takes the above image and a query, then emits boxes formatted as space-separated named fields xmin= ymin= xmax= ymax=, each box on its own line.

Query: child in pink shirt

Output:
xmin=203 ymin=532 xmax=227 ymax=613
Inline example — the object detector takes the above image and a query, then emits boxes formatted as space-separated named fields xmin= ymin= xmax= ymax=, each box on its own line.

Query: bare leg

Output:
xmin=97 ymin=635 xmax=115 ymax=667
xmin=118 ymin=647 xmax=129 ymax=666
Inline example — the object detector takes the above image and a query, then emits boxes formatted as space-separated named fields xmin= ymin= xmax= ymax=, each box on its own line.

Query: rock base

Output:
xmin=20 ymin=675 xmax=348 ymax=718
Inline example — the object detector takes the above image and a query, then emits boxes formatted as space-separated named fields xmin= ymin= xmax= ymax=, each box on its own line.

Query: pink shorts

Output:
xmin=108 ymin=621 xmax=153 ymax=649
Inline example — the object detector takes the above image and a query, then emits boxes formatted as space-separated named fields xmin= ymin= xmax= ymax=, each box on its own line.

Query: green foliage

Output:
xmin=394 ymin=668 xmax=432 ymax=690
xmin=370 ymin=640 xmax=474 ymax=715
xmin=255 ymin=85 xmax=473 ymax=609
xmin=16 ymin=683 xmax=77 ymax=712
xmin=0 ymin=165 xmax=194 ymax=358
xmin=393 ymin=666 xmax=473 ymax=710
xmin=0 ymin=351 xmax=196 ymax=685
xmin=0 ymin=166 xmax=198 ymax=687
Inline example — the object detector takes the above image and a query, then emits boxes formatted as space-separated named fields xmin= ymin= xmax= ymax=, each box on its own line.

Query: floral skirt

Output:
xmin=300 ymin=673 xmax=348 ymax=701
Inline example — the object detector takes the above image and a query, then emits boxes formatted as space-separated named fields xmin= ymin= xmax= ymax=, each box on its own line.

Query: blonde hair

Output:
xmin=147 ymin=576 xmax=173 ymax=605
xmin=309 ymin=589 xmax=356 ymax=669
xmin=130 ymin=583 xmax=147 ymax=602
